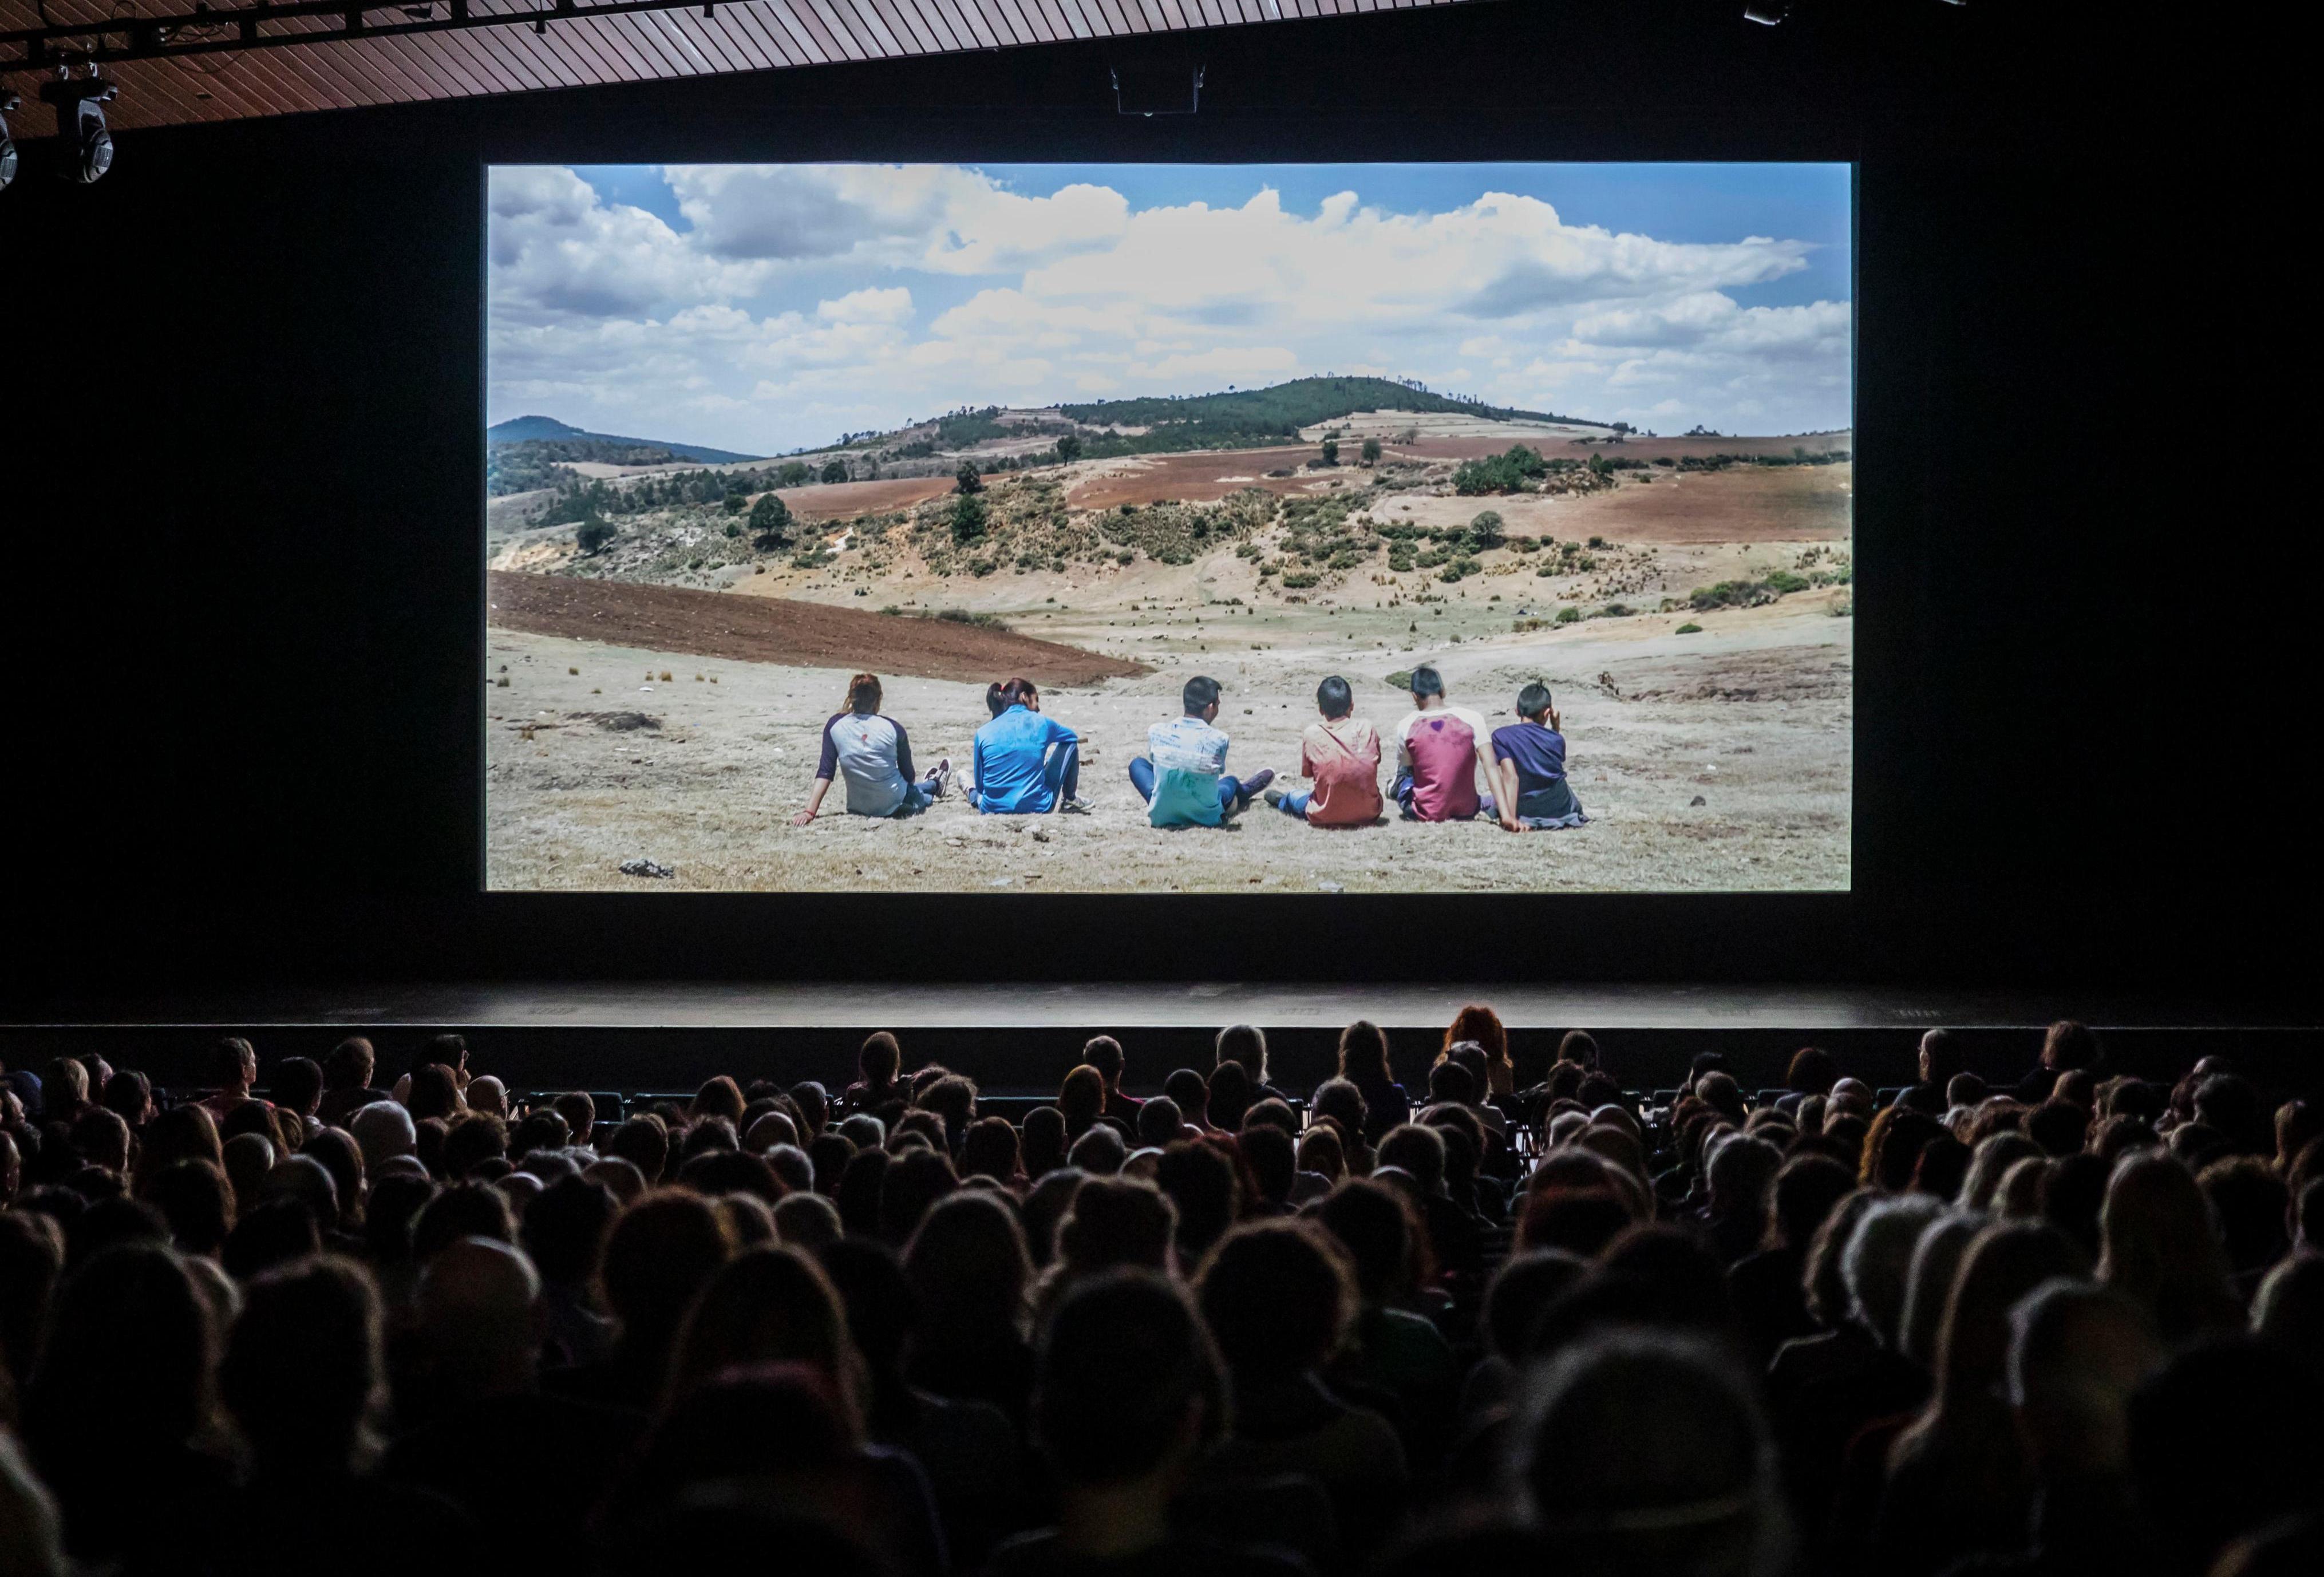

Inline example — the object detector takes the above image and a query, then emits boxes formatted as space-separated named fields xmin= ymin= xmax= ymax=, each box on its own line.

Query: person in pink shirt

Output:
xmin=1264 ymin=675 xmax=1384 ymax=827
xmin=1391 ymin=666 xmax=1499 ymax=823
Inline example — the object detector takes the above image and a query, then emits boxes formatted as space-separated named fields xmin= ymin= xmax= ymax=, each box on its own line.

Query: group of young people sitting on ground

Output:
xmin=2 ymin=1014 xmax=2318 ymax=1577
xmin=793 ymin=666 xmax=1587 ymax=833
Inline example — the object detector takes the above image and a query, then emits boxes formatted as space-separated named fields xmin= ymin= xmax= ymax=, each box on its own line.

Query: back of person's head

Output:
xmin=1515 ymin=679 xmax=1554 ymax=721
xmin=410 ymin=1179 xmax=515 ymax=1262
xmin=2007 ymin=1279 xmax=2161 ymax=1479
xmin=1961 ymin=1131 xmax=2045 ymax=1211
xmin=2026 ymin=1099 xmax=2092 ymax=1157
xmin=70 ymin=1107 xmax=131 ymax=1176
xmin=101 ymin=1068 xmax=153 ymax=1125
xmin=1068 ymin=1124 xmax=1127 ymax=1177
xmin=878 ymin=1147 xmax=958 ymax=1243
xmin=1239 ymin=1123 xmax=1295 ymax=1208
xmin=1080 ymin=1035 xmax=1127 ymax=1086
xmin=1557 ymin=1030 xmax=1601 ymax=1072
xmin=1035 ymin=1269 xmax=1225 ymax=1487
xmin=1205 ymin=1061 xmax=1253 ymax=1132
xmin=1182 ymin=675 xmax=1222 ymax=714
xmin=1311 ymin=1078 xmax=1369 ymax=1144
xmin=1058 ymin=1065 xmax=1106 ymax=1133
xmin=1019 ymin=1105 xmax=1068 ymax=1179
xmin=1919 ymin=1029 xmax=1963 ymax=1086
xmin=1843 ymin=1195 xmax=1947 ymax=1349
xmin=2100 ymin=1151 xmax=2235 ymax=1339
xmin=2251 ymin=1253 xmax=2324 ymax=1358
xmin=1519 ymin=1330 xmax=1787 ymax=1576
xmin=2199 ymin=1155 xmax=2290 ymax=1277
xmin=1378 ymin=1123 xmax=1449 ymax=1196
xmin=271 ymin=1057 xmax=324 ymax=1117
xmin=222 ymin=1255 xmax=382 ymax=1472
xmin=1338 ymin=1020 xmax=1394 ymax=1086
xmin=1316 ymin=674 xmax=1354 ymax=719
xmin=602 ymin=1191 xmax=734 ymax=1355
xmin=1315 ymin=1176 xmax=1418 ymax=1307
xmin=1407 ymin=665 xmax=1444 ymax=699
xmin=1929 ymin=1222 xmax=2082 ymax=1414
xmin=916 ymin=1074 xmax=979 ymax=1149
xmin=1786 ymin=1046 xmax=1839 ymax=1096
xmin=1518 ymin=1188 xmax=1635 ymax=1259
xmin=2130 ymin=1338 xmax=2324 ymax=1576
xmin=815 ymin=1236 xmax=915 ymax=1380
xmin=959 ymin=1115 xmax=1021 ymax=1184
xmin=322 ymin=1037 xmax=374 ymax=1092
xmin=1770 ymin=1154 xmax=1855 ymax=1251
xmin=1056 ymin=1175 xmax=1177 ymax=1276
xmin=1484 ymin=1249 xmax=1592 ymax=1359
xmin=1163 ymin=1068 xmax=1210 ymax=1121
xmin=903 ymin=1189 xmax=1030 ymax=1340
xmin=1897 ymin=1214 xmax=1986 ymax=1373
xmin=26 ymin=1242 xmax=213 ymax=1459
xmin=209 ymin=1037 xmax=255 ymax=1091
xmin=1215 ymin=1023 xmax=1268 ymax=1085
xmin=1427 ymin=1061 xmax=1477 ymax=1108
xmin=1156 ymin=1140 xmax=1238 ymax=1262
xmin=1195 ymin=1219 xmax=1354 ymax=1378
xmin=140 ymin=1158 xmax=235 ymax=1259
xmin=1297 ymin=1124 xmax=1346 ymax=1183
xmin=857 ymin=1031 xmax=902 ymax=1086
xmin=1706 ymin=1135 xmax=1782 ymax=1226
xmin=0 ymin=1211 xmax=65 ymax=1394
xmin=1136 ymin=1096 xmax=1184 ymax=1150
xmin=844 ymin=671 xmax=882 ymax=714
xmin=224 ymin=1195 xmax=322 ymax=1280
xmin=523 ymin=1174 xmax=617 ymax=1287
xmin=2041 ymin=1019 xmax=2101 ymax=1073
xmin=668 ymin=1245 xmax=864 ymax=1425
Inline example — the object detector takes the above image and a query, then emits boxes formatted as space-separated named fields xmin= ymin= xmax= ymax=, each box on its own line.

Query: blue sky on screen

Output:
xmin=488 ymin=163 xmax=1851 ymax=456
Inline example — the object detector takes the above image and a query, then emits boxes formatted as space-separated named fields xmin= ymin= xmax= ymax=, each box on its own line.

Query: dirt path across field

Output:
xmin=486 ymin=571 xmax=1147 ymax=686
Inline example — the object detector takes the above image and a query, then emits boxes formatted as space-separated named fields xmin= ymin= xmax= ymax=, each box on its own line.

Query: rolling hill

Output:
xmin=485 ymin=415 xmax=764 ymax=465
xmin=1056 ymin=375 xmax=1599 ymax=434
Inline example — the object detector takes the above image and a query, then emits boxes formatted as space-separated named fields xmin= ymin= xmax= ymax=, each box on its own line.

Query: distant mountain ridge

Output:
xmin=486 ymin=416 xmax=764 ymax=465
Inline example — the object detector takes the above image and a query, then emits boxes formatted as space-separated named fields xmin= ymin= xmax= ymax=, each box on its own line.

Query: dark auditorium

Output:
xmin=3 ymin=6 xmax=2315 ymax=1577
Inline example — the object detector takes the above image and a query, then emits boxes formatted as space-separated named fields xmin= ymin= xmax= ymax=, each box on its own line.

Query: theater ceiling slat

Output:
xmin=6 ymin=0 xmax=1455 ymax=132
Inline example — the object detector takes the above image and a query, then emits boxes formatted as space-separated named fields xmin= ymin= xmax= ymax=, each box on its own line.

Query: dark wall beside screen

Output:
xmin=9 ymin=6 xmax=2306 ymax=999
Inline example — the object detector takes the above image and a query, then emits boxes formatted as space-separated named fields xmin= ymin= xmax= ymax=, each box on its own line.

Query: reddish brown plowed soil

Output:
xmin=779 ymin=476 xmax=957 ymax=523
xmin=1066 ymin=449 xmax=1322 ymax=509
xmin=487 ymin=572 xmax=1148 ymax=685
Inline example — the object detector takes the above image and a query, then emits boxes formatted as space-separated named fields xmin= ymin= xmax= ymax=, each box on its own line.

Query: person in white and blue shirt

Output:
xmin=970 ymin=678 xmax=1090 ymax=815
xmin=792 ymin=673 xmax=951 ymax=825
xmin=1127 ymin=675 xmax=1274 ymax=828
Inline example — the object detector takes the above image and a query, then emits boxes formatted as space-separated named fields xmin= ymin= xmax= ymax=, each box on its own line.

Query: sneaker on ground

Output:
xmin=1263 ymin=787 xmax=1287 ymax=809
xmin=1242 ymin=769 xmax=1277 ymax=799
xmin=1061 ymin=796 xmax=1094 ymax=815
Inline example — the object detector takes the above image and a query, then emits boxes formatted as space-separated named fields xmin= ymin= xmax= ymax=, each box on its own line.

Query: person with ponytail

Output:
xmin=793 ymin=673 xmax=951 ymax=825
xmin=970 ymin=677 xmax=1090 ymax=815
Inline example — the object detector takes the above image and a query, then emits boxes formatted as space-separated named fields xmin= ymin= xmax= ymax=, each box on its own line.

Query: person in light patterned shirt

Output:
xmin=1127 ymin=675 xmax=1274 ymax=828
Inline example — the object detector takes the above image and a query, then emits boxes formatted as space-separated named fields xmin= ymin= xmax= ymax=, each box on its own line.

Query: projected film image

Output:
xmin=485 ymin=163 xmax=1852 ymax=892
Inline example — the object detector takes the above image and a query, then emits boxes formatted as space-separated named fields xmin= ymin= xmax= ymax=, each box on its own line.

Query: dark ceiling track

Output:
xmin=0 ymin=0 xmax=868 ymax=72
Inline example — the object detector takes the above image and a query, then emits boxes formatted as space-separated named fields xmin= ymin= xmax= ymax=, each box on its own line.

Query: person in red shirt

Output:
xmin=1390 ymin=666 xmax=1497 ymax=822
xmin=1264 ymin=675 xmax=1384 ymax=827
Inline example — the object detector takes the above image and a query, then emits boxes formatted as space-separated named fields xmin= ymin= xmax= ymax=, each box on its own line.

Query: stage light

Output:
xmin=40 ymin=71 xmax=118 ymax=185
xmin=1744 ymin=2 xmax=1790 ymax=21
xmin=0 ymin=94 xmax=18 ymax=195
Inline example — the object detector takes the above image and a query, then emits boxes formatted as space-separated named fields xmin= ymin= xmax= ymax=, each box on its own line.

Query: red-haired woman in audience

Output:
xmin=1437 ymin=1005 xmax=1513 ymax=1097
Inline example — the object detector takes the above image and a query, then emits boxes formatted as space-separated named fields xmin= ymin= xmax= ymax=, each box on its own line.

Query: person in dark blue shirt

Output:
xmin=971 ymin=677 xmax=1090 ymax=815
xmin=1488 ymin=682 xmax=1588 ymax=831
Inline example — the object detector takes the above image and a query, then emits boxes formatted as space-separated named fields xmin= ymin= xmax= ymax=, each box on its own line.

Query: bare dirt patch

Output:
xmin=487 ymin=571 xmax=1148 ymax=687
xmin=778 ymin=476 xmax=958 ymax=523
xmin=1066 ymin=450 xmax=1327 ymax=510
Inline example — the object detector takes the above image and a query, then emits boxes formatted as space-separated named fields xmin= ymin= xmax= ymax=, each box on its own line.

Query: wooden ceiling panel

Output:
xmin=11 ymin=0 xmax=1437 ymax=133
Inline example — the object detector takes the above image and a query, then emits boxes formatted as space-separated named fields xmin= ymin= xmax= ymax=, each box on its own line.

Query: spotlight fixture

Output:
xmin=39 ymin=70 xmax=117 ymax=185
xmin=1744 ymin=2 xmax=1789 ymax=21
xmin=0 ymin=93 xmax=19 ymax=195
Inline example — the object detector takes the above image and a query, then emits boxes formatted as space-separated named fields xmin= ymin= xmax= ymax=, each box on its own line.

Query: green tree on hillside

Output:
xmin=1320 ymin=438 xmax=1340 ymax=467
xmin=1055 ymin=433 xmax=1085 ymax=464
xmin=1468 ymin=510 xmax=1506 ymax=551
xmin=955 ymin=460 xmax=986 ymax=495
xmin=951 ymin=492 xmax=989 ymax=544
xmin=723 ymin=488 xmax=749 ymax=512
xmin=778 ymin=461 xmax=811 ymax=487
xmin=1360 ymin=437 xmax=1382 ymax=466
xmin=821 ymin=460 xmax=849 ymax=485
xmin=575 ymin=516 xmax=616 ymax=555
xmin=750 ymin=493 xmax=795 ymax=550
